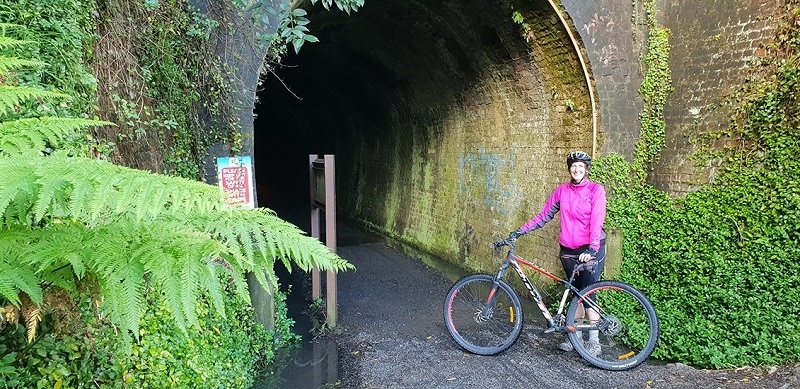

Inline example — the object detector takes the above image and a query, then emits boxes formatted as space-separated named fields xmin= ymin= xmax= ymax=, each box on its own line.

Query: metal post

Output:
xmin=324 ymin=154 xmax=337 ymax=326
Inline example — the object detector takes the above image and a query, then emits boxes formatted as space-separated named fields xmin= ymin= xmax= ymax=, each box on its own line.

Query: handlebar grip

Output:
xmin=491 ymin=237 xmax=516 ymax=248
xmin=573 ymin=259 xmax=599 ymax=273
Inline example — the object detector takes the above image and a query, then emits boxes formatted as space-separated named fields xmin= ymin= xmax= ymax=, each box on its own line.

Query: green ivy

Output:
xmin=127 ymin=0 xmax=236 ymax=179
xmin=591 ymin=0 xmax=800 ymax=368
xmin=633 ymin=0 xmax=673 ymax=178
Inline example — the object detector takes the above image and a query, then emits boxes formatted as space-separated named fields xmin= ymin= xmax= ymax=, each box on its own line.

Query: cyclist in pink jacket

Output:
xmin=508 ymin=151 xmax=607 ymax=356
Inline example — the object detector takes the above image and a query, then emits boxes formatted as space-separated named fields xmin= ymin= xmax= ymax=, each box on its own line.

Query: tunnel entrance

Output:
xmin=252 ymin=0 xmax=576 ymax=212
xmin=250 ymin=2 xmax=591 ymax=386
xmin=252 ymin=0 xmax=591 ymax=312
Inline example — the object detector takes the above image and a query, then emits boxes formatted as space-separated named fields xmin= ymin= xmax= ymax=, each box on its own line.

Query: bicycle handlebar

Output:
xmin=492 ymin=238 xmax=598 ymax=271
xmin=561 ymin=254 xmax=599 ymax=273
xmin=491 ymin=237 xmax=516 ymax=249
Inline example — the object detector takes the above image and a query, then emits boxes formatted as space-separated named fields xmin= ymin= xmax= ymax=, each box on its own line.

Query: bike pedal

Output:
xmin=543 ymin=326 xmax=557 ymax=334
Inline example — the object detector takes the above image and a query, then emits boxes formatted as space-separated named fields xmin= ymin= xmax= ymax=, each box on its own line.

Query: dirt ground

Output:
xmin=326 ymin=232 xmax=800 ymax=389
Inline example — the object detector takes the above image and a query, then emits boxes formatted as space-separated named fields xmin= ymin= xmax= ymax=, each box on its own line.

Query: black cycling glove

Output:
xmin=579 ymin=247 xmax=598 ymax=262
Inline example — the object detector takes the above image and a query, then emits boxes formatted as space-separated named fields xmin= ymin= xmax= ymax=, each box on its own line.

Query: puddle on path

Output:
xmin=251 ymin=338 xmax=338 ymax=389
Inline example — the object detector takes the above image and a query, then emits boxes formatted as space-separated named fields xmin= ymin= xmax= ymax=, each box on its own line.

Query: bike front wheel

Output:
xmin=443 ymin=274 xmax=523 ymax=355
xmin=566 ymin=280 xmax=659 ymax=370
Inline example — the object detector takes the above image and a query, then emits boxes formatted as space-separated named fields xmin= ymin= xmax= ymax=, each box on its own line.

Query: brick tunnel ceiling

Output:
xmin=254 ymin=0 xmax=548 ymax=205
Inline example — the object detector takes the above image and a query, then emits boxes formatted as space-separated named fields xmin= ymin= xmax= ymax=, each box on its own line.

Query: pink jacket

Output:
xmin=519 ymin=179 xmax=607 ymax=251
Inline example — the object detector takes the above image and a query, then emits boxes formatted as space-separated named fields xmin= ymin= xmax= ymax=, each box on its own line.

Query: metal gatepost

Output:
xmin=309 ymin=154 xmax=337 ymax=327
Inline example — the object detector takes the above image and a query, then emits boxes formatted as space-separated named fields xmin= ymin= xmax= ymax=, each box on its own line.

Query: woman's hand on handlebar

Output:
xmin=579 ymin=247 xmax=597 ymax=262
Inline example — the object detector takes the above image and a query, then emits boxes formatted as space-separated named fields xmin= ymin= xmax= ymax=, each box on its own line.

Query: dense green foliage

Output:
xmin=127 ymin=0 xmax=235 ymax=178
xmin=633 ymin=0 xmax=672 ymax=179
xmin=0 ymin=4 xmax=349 ymax=387
xmin=591 ymin=1 xmax=800 ymax=368
xmin=1 ymin=285 xmax=297 ymax=388
xmin=0 ymin=0 xmax=97 ymax=114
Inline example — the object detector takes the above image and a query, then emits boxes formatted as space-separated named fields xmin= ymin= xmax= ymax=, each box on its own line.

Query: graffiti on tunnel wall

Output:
xmin=458 ymin=148 xmax=516 ymax=215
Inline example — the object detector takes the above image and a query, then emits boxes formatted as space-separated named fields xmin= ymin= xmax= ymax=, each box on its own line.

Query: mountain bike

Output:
xmin=443 ymin=236 xmax=659 ymax=370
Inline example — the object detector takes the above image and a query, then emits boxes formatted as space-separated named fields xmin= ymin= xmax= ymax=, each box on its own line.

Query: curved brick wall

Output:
xmin=253 ymin=0 xmax=593 ymax=274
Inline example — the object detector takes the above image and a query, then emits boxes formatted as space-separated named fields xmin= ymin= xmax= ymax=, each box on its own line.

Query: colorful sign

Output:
xmin=217 ymin=156 xmax=255 ymax=208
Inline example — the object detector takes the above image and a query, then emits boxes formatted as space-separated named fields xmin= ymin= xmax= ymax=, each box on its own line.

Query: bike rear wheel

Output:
xmin=443 ymin=274 xmax=523 ymax=355
xmin=567 ymin=280 xmax=659 ymax=370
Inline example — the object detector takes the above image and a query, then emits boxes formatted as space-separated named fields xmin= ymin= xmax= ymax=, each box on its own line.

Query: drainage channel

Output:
xmin=250 ymin=261 xmax=338 ymax=389
xmin=250 ymin=210 xmax=386 ymax=389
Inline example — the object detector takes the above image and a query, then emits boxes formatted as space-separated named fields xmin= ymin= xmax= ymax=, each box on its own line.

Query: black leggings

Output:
xmin=559 ymin=241 xmax=606 ymax=307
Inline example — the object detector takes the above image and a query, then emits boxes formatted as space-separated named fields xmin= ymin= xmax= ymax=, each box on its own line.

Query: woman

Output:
xmin=508 ymin=150 xmax=607 ymax=356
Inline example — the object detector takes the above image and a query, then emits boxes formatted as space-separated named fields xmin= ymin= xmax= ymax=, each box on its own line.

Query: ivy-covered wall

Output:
xmin=652 ymin=0 xmax=784 ymax=195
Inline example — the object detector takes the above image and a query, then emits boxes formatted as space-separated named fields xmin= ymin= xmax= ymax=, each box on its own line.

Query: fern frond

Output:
xmin=198 ymin=261 xmax=226 ymax=317
xmin=0 ymin=36 xmax=34 ymax=51
xmin=22 ymin=304 xmax=42 ymax=342
xmin=179 ymin=257 xmax=200 ymax=328
xmin=180 ymin=208 xmax=353 ymax=294
xmin=0 ymin=164 xmax=36 ymax=225
xmin=0 ymin=86 xmax=71 ymax=116
xmin=0 ymin=249 xmax=43 ymax=307
xmin=0 ymin=155 xmax=225 ymax=227
xmin=0 ymin=270 xmax=40 ymax=308
xmin=97 ymin=259 xmax=145 ymax=338
xmin=33 ymin=170 xmax=70 ymax=222
xmin=0 ymin=117 xmax=114 ymax=156
xmin=1 ymin=305 xmax=19 ymax=327
xmin=0 ymin=56 xmax=44 ymax=74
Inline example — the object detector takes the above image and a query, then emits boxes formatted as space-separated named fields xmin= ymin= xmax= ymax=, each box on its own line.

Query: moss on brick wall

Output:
xmin=335 ymin=0 xmax=592 ymax=282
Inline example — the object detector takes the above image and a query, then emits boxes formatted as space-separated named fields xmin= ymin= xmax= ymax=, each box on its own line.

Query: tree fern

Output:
xmin=0 ymin=30 xmax=353 ymax=343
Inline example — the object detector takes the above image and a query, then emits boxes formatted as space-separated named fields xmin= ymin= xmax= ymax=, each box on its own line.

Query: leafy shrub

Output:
xmin=592 ymin=13 xmax=800 ymax=367
xmin=0 ymin=285 xmax=297 ymax=388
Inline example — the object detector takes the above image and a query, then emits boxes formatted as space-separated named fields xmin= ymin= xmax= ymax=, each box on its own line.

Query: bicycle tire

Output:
xmin=566 ymin=280 xmax=659 ymax=370
xmin=443 ymin=274 xmax=523 ymax=355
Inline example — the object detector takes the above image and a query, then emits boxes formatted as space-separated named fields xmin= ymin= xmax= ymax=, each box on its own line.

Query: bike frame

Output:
xmin=487 ymin=243 xmax=604 ymax=333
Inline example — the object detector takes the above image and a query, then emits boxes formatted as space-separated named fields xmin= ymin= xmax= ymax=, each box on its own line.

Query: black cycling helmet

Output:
xmin=566 ymin=150 xmax=592 ymax=170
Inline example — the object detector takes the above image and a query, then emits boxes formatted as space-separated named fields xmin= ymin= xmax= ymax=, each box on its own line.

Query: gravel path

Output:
xmin=330 ymin=234 xmax=799 ymax=389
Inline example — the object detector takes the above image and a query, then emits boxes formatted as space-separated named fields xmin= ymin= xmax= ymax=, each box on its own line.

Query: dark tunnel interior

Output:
xmin=254 ymin=0 xmax=520 ymax=207
xmin=253 ymin=2 xmax=415 ymax=209
xmin=252 ymin=0 xmax=550 ymax=211
xmin=252 ymin=39 xmax=392 ymax=209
